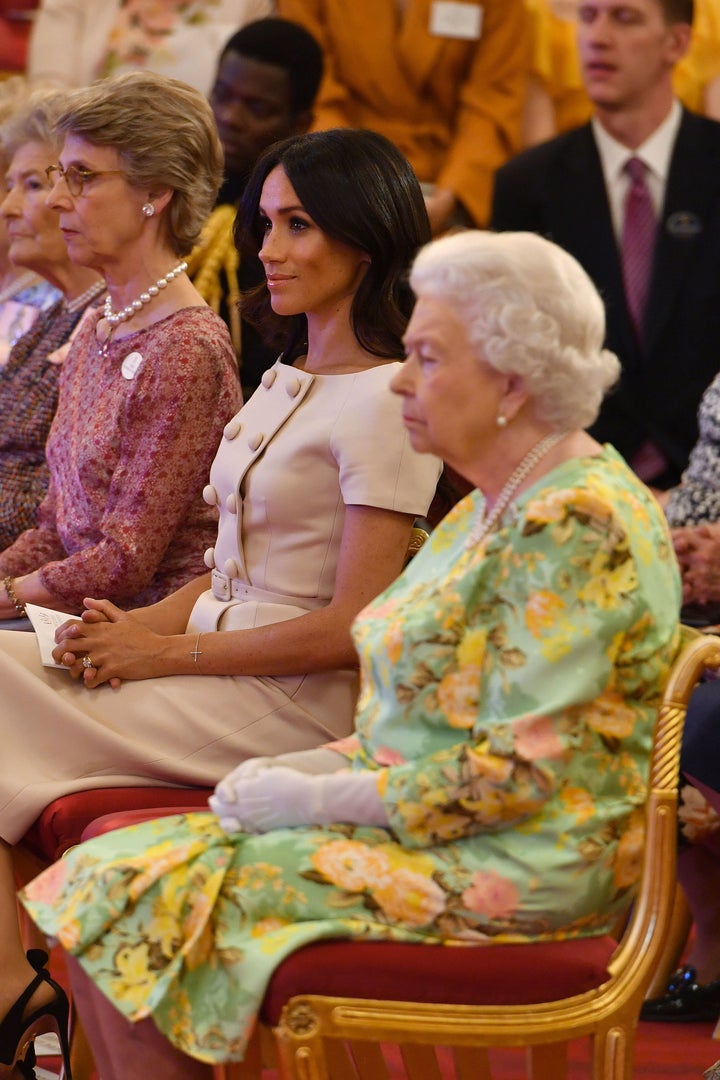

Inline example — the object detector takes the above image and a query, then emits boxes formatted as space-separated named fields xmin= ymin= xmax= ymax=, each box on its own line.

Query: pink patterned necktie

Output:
xmin=621 ymin=156 xmax=656 ymax=342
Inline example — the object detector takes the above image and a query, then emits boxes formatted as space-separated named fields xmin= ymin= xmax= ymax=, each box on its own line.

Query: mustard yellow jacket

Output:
xmin=278 ymin=0 xmax=527 ymax=226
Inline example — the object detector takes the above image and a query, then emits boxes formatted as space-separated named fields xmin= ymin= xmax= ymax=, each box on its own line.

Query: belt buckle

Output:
xmin=211 ymin=568 xmax=231 ymax=601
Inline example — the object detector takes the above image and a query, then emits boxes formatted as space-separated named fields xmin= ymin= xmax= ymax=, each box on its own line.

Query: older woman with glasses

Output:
xmin=0 ymin=70 xmax=242 ymax=622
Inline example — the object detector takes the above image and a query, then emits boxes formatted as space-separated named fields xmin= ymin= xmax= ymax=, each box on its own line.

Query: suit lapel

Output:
xmin=644 ymin=111 xmax=720 ymax=354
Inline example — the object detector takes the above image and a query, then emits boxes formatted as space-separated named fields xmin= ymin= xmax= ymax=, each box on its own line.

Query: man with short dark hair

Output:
xmin=492 ymin=0 xmax=720 ymax=489
xmin=188 ymin=17 xmax=323 ymax=395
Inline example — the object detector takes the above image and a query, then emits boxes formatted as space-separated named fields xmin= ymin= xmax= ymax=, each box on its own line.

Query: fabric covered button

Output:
xmin=285 ymin=376 xmax=301 ymax=398
xmin=247 ymin=432 xmax=264 ymax=451
xmin=203 ymin=547 xmax=216 ymax=569
xmin=261 ymin=369 xmax=277 ymax=388
xmin=202 ymin=484 xmax=218 ymax=506
xmin=225 ymin=492 xmax=237 ymax=515
xmin=224 ymin=558 xmax=240 ymax=578
xmin=223 ymin=416 xmax=242 ymax=440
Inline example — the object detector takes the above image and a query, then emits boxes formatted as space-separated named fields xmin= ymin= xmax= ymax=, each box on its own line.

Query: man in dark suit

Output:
xmin=492 ymin=0 xmax=720 ymax=487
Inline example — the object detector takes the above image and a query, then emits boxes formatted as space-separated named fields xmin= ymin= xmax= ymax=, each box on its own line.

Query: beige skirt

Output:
xmin=0 ymin=612 xmax=357 ymax=843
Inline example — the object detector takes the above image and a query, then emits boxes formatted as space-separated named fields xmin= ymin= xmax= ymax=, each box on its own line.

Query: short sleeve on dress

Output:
xmin=331 ymin=364 xmax=441 ymax=515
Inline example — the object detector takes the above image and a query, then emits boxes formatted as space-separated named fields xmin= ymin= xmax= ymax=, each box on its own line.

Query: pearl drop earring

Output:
xmin=497 ymin=414 xmax=508 ymax=428
xmin=142 ymin=203 xmax=155 ymax=218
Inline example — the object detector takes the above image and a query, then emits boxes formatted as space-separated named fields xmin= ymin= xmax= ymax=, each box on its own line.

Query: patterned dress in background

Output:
xmin=666 ymin=372 xmax=720 ymax=526
xmin=22 ymin=445 xmax=681 ymax=1064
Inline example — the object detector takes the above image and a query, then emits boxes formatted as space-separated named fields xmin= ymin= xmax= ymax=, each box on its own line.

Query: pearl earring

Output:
xmin=496 ymin=414 xmax=508 ymax=428
xmin=142 ymin=203 xmax=155 ymax=218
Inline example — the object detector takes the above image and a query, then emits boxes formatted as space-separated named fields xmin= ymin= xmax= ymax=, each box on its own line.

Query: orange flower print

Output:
xmin=560 ymin=785 xmax=596 ymax=824
xmin=22 ymin=858 xmax=68 ymax=905
xmin=373 ymin=745 xmax=407 ymax=766
xmin=511 ymin=714 xmax=565 ymax=761
xmin=584 ymin=692 xmax=637 ymax=740
xmin=310 ymin=839 xmax=391 ymax=892
xmin=372 ymin=868 xmax=446 ymax=927
xmin=461 ymin=870 xmax=520 ymax=919
xmin=525 ymin=590 xmax=566 ymax=638
xmin=437 ymin=668 xmax=480 ymax=729
xmin=678 ymin=784 xmax=720 ymax=844
xmin=612 ymin=809 xmax=645 ymax=889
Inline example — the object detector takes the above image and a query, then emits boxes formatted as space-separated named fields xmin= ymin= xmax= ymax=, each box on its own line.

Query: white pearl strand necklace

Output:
xmin=103 ymin=260 xmax=187 ymax=327
xmin=465 ymin=431 xmax=568 ymax=549
xmin=65 ymin=278 xmax=106 ymax=314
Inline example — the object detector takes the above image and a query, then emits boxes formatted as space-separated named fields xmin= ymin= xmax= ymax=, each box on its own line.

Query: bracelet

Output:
xmin=191 ymin=632 xmax=203 ymax=671
xmin=3 ymin=576 xmax=26 ymax=617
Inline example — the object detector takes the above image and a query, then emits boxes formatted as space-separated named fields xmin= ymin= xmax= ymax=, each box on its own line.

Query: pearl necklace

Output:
xmin=65 ymin=279 xmax=106 ymax=314
xmin=103 ymin=260 xmax=187 ymax=327
xmin=0 ymin=270 xmax=39 ymax=306
xmin=465 ymin=431 xmax=568 ymax=549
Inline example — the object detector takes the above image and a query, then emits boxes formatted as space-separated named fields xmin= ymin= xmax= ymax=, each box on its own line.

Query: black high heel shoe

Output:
xmin=0 ymin=948 xmax=73 ymax=1078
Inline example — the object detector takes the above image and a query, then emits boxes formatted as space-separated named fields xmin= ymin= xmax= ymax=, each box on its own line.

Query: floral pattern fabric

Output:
xmin=0 ymin=306 xmax=241 ymax=610
xmin=666 ymin=371 xmax=720 ymax=526
xmin=22 ymin=446 xmax=681 ymax=1063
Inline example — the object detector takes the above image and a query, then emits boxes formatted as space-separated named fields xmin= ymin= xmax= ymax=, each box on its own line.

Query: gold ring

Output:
xmin=82 ymin=655 xmax=94 ymax=670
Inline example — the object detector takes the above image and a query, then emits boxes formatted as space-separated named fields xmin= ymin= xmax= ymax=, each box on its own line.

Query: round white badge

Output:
xmin=121 ymin=352 xmax=144 ymax=380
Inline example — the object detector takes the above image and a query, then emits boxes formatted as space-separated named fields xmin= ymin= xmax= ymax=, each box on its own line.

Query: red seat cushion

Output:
xmin=22 ymin=787 xmax=212 ymax=862
xmin=260 ymin=936 xmax=617 ymax=1025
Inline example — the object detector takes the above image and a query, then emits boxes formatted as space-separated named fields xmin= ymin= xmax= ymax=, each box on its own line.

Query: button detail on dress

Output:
xmin=223 ymin=558 xmax=239 ymax=578
xmin=285 ymin=376 xmax=301 ymax=398
xmin=223 ymin=416 xmax=242 ymax=440
xmin=261 ymin=369 xmax=277 ymax=388
xmin=225 ymin=492 xmax=237 ymax=515
xmin=202 ymin=484 xmax=218 ymax=506
xmin=203 ymin=547 xmax=216 ymax=569
xmin=247 ymin=432 xmax=264 ymax=451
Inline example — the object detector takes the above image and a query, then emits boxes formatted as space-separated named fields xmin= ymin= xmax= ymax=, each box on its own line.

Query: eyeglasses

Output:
xmin=45 ymin=163 xmax=125 ymax=198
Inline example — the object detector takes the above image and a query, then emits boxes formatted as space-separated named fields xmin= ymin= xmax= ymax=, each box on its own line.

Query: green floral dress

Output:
xmin=21 ymin=447 xmax=681 ymax=1064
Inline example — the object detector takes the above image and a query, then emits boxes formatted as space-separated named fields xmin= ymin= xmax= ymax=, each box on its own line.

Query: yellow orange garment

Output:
xmin=278 ymin=0 xmax=527 ymax=226
xmin=526 ymin=0 xmax=720 ymax=132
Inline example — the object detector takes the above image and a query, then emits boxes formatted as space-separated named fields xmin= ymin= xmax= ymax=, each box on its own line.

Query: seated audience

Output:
xmin=0 ymin=78 xmax=61 ymax=365
xmin=278 ymin=0 xmax=528 ymax=233
xmin=0 ymin=91 xmax=104 ymax=550
xmin=186 ymin=16 xmax=323 ymax=395
xmin=0 ymin=71 xmax=242 ymax=621
xmin=20 ymin=229 xmax=681 ymax=1078
xmin=523 ymin=0 xmax=720 ymax=147
xmin=27 ymin=0 xmax=274 ymax=95
xmin=0 ymin=127 xmax=440 ymax=1078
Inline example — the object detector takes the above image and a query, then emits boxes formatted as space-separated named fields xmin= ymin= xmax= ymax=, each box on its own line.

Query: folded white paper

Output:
xmin=25 ymin=603 xmax=76 ymax=669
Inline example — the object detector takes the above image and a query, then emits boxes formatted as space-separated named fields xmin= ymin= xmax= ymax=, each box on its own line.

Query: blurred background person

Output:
xmin=278 ymin=0 xmax=528 ymax=234
xmin=0 ymin=70 xmax=242 ymax=621
xmin=523 ymin=0 xmax=720 ymax=146
xmin=28 ymin=0 xmax=275 ymax=95
xmin=0 ymin=89 xmax=104 ymax=552
xmin=187 ymin=15 xmax=322 ymax=396
xmin=0 ymin=77 xmax=60 ymax=366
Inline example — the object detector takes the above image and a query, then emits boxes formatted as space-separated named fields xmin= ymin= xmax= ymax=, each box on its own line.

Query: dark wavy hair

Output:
xmin=235 ymin=128 xmax=431 ymax=362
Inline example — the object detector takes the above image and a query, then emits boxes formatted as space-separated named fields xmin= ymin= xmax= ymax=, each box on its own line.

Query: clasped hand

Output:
xmin=672 ymin=524 xmax=720 ymax=605
xmin=52 ymin=597 xmax=162 ymax=687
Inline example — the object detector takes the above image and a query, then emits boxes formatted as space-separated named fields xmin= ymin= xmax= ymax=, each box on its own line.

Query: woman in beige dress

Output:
xmin=0 ymin=128 xmax=440 ymax=1076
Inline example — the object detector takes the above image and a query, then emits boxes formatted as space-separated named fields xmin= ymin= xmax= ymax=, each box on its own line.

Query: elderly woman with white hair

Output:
xmin=22 ymin=230 xmax=681 ymax=1078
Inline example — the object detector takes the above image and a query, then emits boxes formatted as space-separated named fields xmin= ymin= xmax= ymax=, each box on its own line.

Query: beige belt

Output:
xmin=211 ymin=569 xmax=326 ymax=609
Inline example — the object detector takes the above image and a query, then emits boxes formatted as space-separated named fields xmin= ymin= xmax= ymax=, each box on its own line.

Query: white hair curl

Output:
xmin=409 ymin=230 xmax=620 ymax=431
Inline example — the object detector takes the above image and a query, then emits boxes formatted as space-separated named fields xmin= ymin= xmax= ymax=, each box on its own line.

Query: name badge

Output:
xmin=121 ymin=351 xmax=144 ymax=380
xmin=430 ymin=1 xmax=483 ymax=40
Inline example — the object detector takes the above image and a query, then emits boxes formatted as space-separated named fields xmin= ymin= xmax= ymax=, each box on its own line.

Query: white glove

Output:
xmin=212 ymin=748 xmax=348 ymax=811
xmin=208 ymin=766 xmax=388 ymax=835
